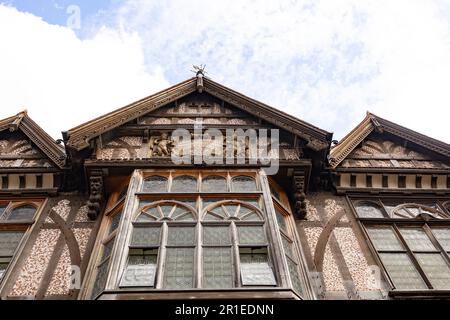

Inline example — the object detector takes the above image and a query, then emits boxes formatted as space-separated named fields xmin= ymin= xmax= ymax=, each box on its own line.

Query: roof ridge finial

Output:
xmin=192 ymin=64 xmax=206 ymax=93
xmin=192 ymin=64 xmax=206 ymax=76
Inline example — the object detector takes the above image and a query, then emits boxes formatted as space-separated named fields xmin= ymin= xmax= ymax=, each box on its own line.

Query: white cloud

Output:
xmin=1 ymin=1 xmax=450 ymax=144
xmin=0 ymin=5 xmax=168 ymax=139
xmin=109 ymin=0 xmax=450 ymax=142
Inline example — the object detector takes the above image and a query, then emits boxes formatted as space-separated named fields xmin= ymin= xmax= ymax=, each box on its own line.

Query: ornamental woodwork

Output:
xmin=87 ymin=174 xmax=104 ymax=220
xmin=292 ymin=170 xmax=307 ymax=220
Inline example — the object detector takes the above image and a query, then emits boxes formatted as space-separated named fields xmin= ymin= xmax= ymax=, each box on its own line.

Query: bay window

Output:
xmin=90 ymin=170 xmax=310 ymax=299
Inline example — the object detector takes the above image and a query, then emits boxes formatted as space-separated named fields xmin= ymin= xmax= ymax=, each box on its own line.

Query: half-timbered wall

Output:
xmin=0 ymin=196 xmax=99 ymax=299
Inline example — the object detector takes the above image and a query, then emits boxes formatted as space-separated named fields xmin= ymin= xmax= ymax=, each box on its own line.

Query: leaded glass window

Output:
xmin=231 ymin=176 xmax=257 ymax=192
xmin=108 ymin=170 xmax=306 ymax=297
xmin=163 ymin=248 xmax=195 ymax=289
xmin=122 ymin=200 xmax=198 ymax=289
xmin=120 ymin=249 xmax=158 ymax=287
xmin=171 ymin=175 xmax=197 ymax=192
xmin=274 ymin=202 xmax=306 ymax=297
xmin=91 ymin=208 xmax=123 ymax=299
xmin=432 ymin=228 xmax=450 ymax=252
xmin=240 ymin=248 xmax=276 ymax=286
xmin=142 ymin=176 xmax=168 ymax=193
xmin=203 ymin=247 xmax=233 ymax=288
xmin=354 ymin=201 xmax=385 ymax=218
xmin=379 ymin=253 xmax=427 ymax=290
xmin=0 ymin=231 xmax=24 ymax=280
xmin=0 ymin=200 xmax=41 ymax=283
xmin=0 ymin=203 xmax=37 ymax=221
xmin=202 ymin=176 xmax=227 ymax=193
xmin=352 ymin=198 xmax=450 ymax=292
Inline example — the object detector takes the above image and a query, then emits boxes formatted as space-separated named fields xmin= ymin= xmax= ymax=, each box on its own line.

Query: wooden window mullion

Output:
xmin=155 ymin=223 xmax=168 ymax=289
xmin=230 ymin=221 xmax=240 ymax=288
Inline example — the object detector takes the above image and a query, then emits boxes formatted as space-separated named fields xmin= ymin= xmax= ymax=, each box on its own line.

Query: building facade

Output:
xmin=0 ymin=73 xmax=449 ymax=300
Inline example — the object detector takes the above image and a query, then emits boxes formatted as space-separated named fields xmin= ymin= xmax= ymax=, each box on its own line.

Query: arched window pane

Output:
xmin=138 ymin=207 xmax=160 ymax=221
xmin=231 ymin=176 xmax=257 ymax=192
xmin=223 ymin=205 xmax=239 ymax=217
xmin=8 ymin=205 xmax=36 ymax=221
xmin=142 ymin=176 xmax=168 ymax=193
xmin=171 ymin=175 xmax=197 ymax=193
xmin=202 ymin=176 xmax=227 ymax=192
xmin=236 ymin=206 xmax=262 ymax=221
xmin=354 ymin=202 xmax=385 ymax=218
xmin=160 ymin=205 xmax=174 ymax=217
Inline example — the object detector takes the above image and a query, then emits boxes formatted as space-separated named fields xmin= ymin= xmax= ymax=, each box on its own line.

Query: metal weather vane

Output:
xmin=191 ymin=64 xmax=207 ymax=76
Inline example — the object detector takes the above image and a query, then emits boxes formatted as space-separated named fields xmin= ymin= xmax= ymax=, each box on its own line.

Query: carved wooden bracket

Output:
xmin=292 ymin=170 xmax=307 ymax=220
xmin=87 ymin=172 xmax=104 ymax=220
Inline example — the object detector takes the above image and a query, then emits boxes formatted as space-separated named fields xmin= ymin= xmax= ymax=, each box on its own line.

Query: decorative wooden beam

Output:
xmin=87 ymin=171 xmax=104 ymax=220
xmin=292 ymin=169 xmax=307 ymax=219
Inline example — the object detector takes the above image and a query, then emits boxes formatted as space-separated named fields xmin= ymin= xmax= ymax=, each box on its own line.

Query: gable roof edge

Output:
xmin=67 ymin=78 xmax=198 ymax=150
xmin=330 ymin=112 xmax=450 ymax=168
xmin=67 ymin=77 xmax=332 ymax=152
xmin=0 ymin=111 xmax=66 ymax=168
xmin=329 ymin=113 xmax=374 ymax=168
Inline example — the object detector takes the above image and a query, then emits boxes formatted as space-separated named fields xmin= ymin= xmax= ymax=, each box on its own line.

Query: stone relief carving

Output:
xmin=149 ymin=133 xmax=174 ymax=157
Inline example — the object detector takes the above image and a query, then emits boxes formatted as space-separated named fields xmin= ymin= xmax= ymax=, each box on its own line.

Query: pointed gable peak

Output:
xmin=66 ymin=76 xmax=332 ymax=152
xmin=0 ymin=111 xmax=66 ymax=168
xmin=330 ymin=112 xmax=450 ymax=168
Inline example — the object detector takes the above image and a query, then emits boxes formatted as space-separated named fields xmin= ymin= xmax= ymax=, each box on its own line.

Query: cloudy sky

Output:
xmin=0 ymin=1 xmax=450 ymax=143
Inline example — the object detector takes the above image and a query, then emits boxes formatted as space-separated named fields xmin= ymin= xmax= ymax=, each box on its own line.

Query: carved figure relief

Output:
xmin=150 ymin=133 xmax=174 ymax=157
xmin=87 ymin=175 xmax=104 ymax=220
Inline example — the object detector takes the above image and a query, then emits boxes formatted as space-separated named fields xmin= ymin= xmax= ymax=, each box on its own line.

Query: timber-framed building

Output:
xmin=1 ymin=72 xmax=449 ymax=300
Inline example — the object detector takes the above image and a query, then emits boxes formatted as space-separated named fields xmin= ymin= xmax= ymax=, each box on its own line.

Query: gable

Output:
xmin=66 ymin=76 xmax=331 ymax=153
xmin=330 ymin=113 xmax=450 ymax=169
xmin=339 ymin=134 xmax=450 ymax=170
xmin=0 ymin=131 xmax=54 ymax=169
xmin=93 ymin=92 xmax=302 ymax=162
xmin=0 ymin=112 xmax=66 ymax=169
xmin=138 ymin=94 xmax=260 ymax=126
